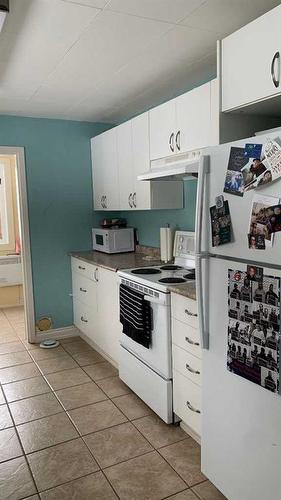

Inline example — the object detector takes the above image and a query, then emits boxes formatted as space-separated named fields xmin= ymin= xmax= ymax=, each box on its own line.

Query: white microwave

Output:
xmin=92 ymin=227 xmax=135 ymax=254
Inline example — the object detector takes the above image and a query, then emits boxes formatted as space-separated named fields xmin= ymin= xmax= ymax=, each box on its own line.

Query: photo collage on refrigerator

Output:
xmin=227 ymin=268 xmax=280 ymax=393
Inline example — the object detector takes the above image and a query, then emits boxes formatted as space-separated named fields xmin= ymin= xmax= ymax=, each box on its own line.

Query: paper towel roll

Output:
xmin=160 ymin=227 xmax=173 ymax=263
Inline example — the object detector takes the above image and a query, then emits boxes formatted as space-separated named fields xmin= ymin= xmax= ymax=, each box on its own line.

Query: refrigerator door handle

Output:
xmin=195 ymin=155 xmax=209 ymax=256
xmin=196 ymin=254 xmax=209 ymax=350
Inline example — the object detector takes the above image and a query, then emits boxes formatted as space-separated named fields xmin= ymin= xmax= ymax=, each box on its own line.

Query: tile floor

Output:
xmin=0 ymin=306 xmax=227 ymax=500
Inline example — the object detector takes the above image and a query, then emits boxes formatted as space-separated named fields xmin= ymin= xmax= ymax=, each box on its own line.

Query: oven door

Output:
xmin=120 ymin=291 xmax=172 ymax=380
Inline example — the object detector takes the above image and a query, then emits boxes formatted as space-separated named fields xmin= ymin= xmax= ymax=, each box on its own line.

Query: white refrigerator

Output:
xmin=196 ymin=132 xmax=281 ymax=500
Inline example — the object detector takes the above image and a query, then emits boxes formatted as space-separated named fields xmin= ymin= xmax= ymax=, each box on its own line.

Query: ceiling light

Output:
xmin=0 ymin=1 xmax=9 ymax=33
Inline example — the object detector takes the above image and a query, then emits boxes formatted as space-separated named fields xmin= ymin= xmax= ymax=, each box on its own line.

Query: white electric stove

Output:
xmin=117 ymin=231 xmax=195 ymax=423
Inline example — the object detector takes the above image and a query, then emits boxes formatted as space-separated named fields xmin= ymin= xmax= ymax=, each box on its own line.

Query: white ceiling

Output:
xmin=0 ymin=0 xmax=279 ymax=123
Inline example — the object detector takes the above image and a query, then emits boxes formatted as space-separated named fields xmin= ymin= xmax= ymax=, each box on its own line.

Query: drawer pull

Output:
xmin=185 ymin=336 xmax=199 ymax=346
xmin=79 ymin=287 xmax=87 ymax=293
xmin=78 ymin=265 xmax=85 ymax=270
xmin=185 ymin=309 xmax=198 ymax=317
xmin=81 ymin=316 xmax=88 ymax=323
xmin=186 ymin=363 xmax=200 ymax=375
xmin=186 ymin=401 xmax=201 ymax=414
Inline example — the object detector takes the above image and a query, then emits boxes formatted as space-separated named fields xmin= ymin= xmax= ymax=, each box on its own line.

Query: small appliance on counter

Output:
xmin=160 ymin=224 xmax=174 ymax=263
xmin=92 ymin=226 xmax=135 ymax=254
xmin=100 ymin=218 xmax=127 ymax=229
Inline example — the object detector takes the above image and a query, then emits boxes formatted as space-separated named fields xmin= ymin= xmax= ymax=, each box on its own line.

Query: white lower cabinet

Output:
xmin=72 ymin=258 xmax=121 ymax=365
xmin=171 ymin=292 xmax=202 ymax=439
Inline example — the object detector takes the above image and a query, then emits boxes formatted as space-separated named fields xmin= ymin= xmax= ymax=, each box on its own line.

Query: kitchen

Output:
xmin=1 ymin=1 xmax=281 ymax=500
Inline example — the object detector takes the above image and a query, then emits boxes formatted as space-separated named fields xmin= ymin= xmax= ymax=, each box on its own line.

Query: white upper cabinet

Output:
xmin=222 ymin=5 xmax=281 ymax=112
xmin=117 ymin=120 xmax=134 ymax=210
xmin=91 ymin=128 xmax=119 ymax=210
xmin=149 ymin=81 xmax=218 ymax=161
xmin=131 ymin=112 xmax=151 ymax=210
xmin=149 ymin=99 xmax=176 ymax=161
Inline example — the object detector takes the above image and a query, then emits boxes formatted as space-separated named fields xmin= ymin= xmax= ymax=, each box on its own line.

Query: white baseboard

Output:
xmin=180 ymin=421 xmax=201 ymax=445
xmin=34 ymin=325 xmax=79 ymax=343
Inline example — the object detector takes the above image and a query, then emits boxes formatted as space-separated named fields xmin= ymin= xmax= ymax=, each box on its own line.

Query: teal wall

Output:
xmin=0 ymin=115 xmax=109 ymax=328
xmin=93 ymin=179 xmax=198 ymax=248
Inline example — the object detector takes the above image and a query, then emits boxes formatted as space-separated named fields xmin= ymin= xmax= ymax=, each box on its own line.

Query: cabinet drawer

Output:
xmin=172 ymin=318 xmax=201 ymax=359
xmin=173 ymin=370 xmax=201 ymax=436
xmin=72 ymin=272 xmax=97 ymax=308
xmin=173 ymin=344 xmax=201 ymax=386
xmin=71 ymin=257 xmax=97 ymax=282
xmin=73 ymin=299 xmax=98 ymax=341
xmin=171 ymin=293 xmax=198 ymax=329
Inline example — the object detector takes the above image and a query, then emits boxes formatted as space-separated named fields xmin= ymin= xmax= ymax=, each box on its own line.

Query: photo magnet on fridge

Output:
xmin=244 ymin=143 xmax=263 ymax=159
xmin=247 ymin=265 xmax=263 ymax=282
xmin=248 ymin=194 xmax=280 ymax=248
xmin=227 ymin=269 xmax=280 ymax=394
xmin=210 ymin=200 xmax=232 ymax=247
xmin=263 ymin=204 xmax=281 ymax=234
xmin=224 ymin=147 xmax=249 ymax=196
xmin=248 ymin=234 xmax=266 ymax=250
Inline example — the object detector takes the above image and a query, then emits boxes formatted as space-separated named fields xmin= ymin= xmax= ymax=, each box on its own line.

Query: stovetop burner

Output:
xmin=158 ymin=277 xmax=186 ymax=284
xmin=131 ymin=268 xmax=161 ymax=275
xmin=183 ymin=271 xmax=196 ymax=280
xmin=160 ymin=265 xmax=183 ymax=270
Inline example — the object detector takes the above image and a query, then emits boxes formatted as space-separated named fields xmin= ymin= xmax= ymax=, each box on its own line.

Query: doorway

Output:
xmin=0 ymin=147 xmax=35 ymax=344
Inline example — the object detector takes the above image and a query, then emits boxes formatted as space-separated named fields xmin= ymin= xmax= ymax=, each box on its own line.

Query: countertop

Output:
xmin=170 ymin=282 xmax=196 ymax=301
xmin=69 ymin=250 xmax=162 ymax=272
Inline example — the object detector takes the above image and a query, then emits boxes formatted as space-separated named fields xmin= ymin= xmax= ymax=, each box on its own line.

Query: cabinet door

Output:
xmin=176 ymin=83 xmax=213 ymax=153
xmin=91 ymin=135 xmax=105 ymax=210
xmin=102 ymin=128 xmax=119 ymax=210
xmin=96 ymin=266 xmax=121 ymax=364
xmin=131 ymin=112 xmax=151 ymax=209
xmin=149 ymin=99 xmax=176 ymax=161
xmin=222 ymin=5 xmax=281 ymax=111
xmin=117 ymin=121 xmax=134 ymax=210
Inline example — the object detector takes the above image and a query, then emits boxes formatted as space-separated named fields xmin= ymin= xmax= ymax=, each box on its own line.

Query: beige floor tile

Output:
xmin=0 ymin=387 xmax=5 ymax=405
xmin=167 ymin=490 xmax=198 ymax=499
xmin=22 ymin=496 xmax=39 ymax=500
xmin=71 ymin=349 xmax=104 ymax=367
xmin=0 ymin=341 xmax=26 ymax=355
xmin=0 ymin=333 xmax=19 ymax=344
xmin=159 ymin=439 xmax=206 ymax=487
xmin=62 ymin=339 xmax=93 ymax=355
xmin=133 ymin=414 xmax=187 ymax=449
xmin=55 ymin=381 xmax=107 ymax=410
xmin=3 ymin=306 xmax=25 ymax=319
xmin=30 ymin=346 xmax=66 ymax=361
xmin=60 ymin=336 xmax=81 ymax=345
xmin=39 ymin=471 xmax=117 ymax=500
xmin=0 ymin=404 xmax=13 ymax=429
xmin=112 ymin=393 xmax=153 ymax=420
xmin=104 ymin=450 xmax=186 ymax=500
xmin=0 ymin=427 xmax=23 ymax=463
xmin=27 ymin=438 xmax=99 ymax=492
xmin=85 ymin=421 xmax=153 ymax=468
xmin=17 ymin=412 xmax=79 ymax=454
xmin=45 ymin=367 xmax=91 ymax=390
xmin=0 ymin=456 xmax=36 ymax=500
xmin=192 ymin=480 xmax=227 ymax=500
xmin=96 ymin=376 xmax=131 ymax=398
xmin=0 ymin=351 xmax=31 ymax=369
xmin=36 ymin=354 xmax=78 ymax=375
xmin=3 ymin=376 xmax=50 ymax=402
xmin=21 ymin=341 xmax=41 ymax=351
xmin=0 ymin=362 xmax=40 ymax=384
xmin=84 ymin=361 xmax=118 ymax=381
xmin=69 ymin=399 xmax=127 ymax=435
xmin=9 ymin=392 xmax=63 ymax=425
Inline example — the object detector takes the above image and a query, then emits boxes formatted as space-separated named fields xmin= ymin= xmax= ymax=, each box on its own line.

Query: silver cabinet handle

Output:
xmin=101 ymin=195 xmax=105 ymax=208
xmin=133 ymin=192 xmax=136 ymax=208
xmin=94 ymin=268 xmax=99 ymax=282
xmin=81 ymin=316 xmax=88 ymax=323
xmin=128 ymin=193 xmax=133 ymax=208
xmin=271 ymin=51 xmax=280 ymax=88
xmin=78 ymin=265 xmax=85 ymax=270
xmin=185 ymin=336 xmax=200 ymax=346
xmin=186 ymin=401 xmax=201 ymax=414
xmin=186 ymin=363 xmax=200 ymax=375
xmin=176 ymin=130 xmax=180 ymax=151
xmin=79 ymin=287 xmax=87 ymax=293
xmin=169 ymin=132 xmax=175 ymax=153
xmin=104 ymin=195 xmax=107 ymax=209
xmin=185 ymin=309 xmax=198 ymax=317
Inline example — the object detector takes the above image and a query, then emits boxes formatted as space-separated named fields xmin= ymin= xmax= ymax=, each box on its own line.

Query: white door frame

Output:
xmin=0 ymin=146 xmax=36 ymax=343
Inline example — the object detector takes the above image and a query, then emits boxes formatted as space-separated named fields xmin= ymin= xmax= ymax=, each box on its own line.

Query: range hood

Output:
xmin=138 ymin=151 xmax=201 ymax=181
